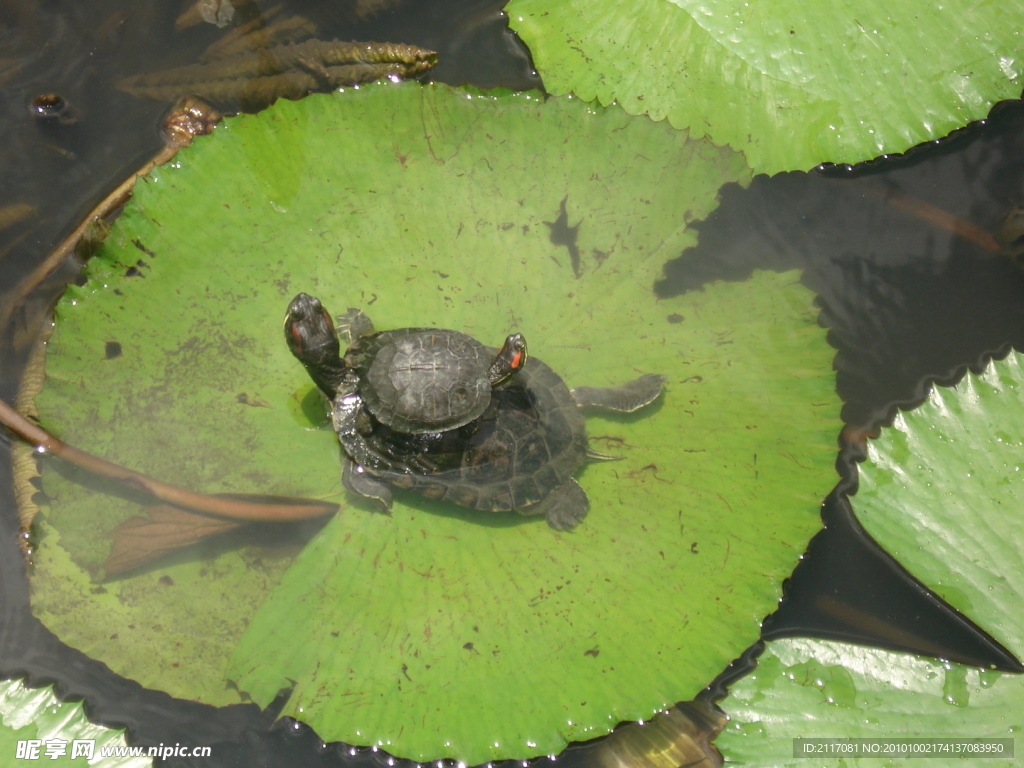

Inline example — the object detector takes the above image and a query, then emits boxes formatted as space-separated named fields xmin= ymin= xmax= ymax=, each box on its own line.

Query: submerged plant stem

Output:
xmin=882 ymin=188 xmax=1001 ymax=253
xmin=0 ymin=398 xmax=337 ymax=522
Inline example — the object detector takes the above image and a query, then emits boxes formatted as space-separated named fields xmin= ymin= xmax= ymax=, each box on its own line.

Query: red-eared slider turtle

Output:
xmin=285 ymin=292 xmax=526 ymax=473
xmin=285 ymin=293 xmax=665 ymax=531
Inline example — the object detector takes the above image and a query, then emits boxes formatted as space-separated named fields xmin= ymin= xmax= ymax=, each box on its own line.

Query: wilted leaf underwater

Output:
xmin=29 ymin=82 xmax=839 ymax=761
xmin=720 ymin=351 xmax=1024 ymax=765
xmin=506 ymin=0 xmax=1024 ymax=174
xmin=118 ymin=39 xmax=437 ymax=106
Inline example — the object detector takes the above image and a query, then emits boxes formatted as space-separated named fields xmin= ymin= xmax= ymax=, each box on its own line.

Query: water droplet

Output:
xmin=942 ymin=664 xmax=970 ymax=707
xmin=978 ymin=669 xmax=1002 ymax=689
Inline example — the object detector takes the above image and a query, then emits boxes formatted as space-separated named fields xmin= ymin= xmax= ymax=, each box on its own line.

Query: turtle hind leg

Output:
xmin=571 ymin=373 xmax=666 ymax=413
xmin=342 ymin=459 xmax=393 ymax=514
xmin=519 ymin=478 xmax=589 ymax=531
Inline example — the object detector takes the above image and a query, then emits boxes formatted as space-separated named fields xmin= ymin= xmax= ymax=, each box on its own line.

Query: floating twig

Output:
xmin=0 ymin=398 xmax=338 ymax=522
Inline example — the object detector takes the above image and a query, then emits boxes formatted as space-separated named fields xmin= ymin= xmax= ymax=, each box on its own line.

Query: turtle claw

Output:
xmin=586 ymin=447 xmax=623 ymax=462
xmin=401 ymin=453 xmax=438 ymax=475
xmin=343 ymin=460 xmax=393 ymax=514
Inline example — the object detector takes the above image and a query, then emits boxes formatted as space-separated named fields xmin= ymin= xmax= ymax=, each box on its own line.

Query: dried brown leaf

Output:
xmin=104 ymin=505 xmax=243 ymax=576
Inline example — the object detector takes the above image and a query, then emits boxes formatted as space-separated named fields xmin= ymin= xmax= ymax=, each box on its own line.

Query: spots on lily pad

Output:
xmin=236 ymin=392 xmax=271 ymax=408
xmin=132 ymin=239 xmax=157 ymax=258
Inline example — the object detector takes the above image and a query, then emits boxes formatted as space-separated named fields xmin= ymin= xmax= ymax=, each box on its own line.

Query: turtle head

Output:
xmin=285 ymin=293 xmax=345 ymax=398
xmin=488 ymin=332 xmax=528 ymax=386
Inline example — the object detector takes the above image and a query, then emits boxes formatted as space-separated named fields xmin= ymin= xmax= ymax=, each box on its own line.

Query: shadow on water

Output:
xmin=2 ymin=0 xmax=1024 ymax=765
xmin=656 ymin=98 xmax=1024 ymax=429
xmin=655 ymin=96 xmax=1024 ymax=680
xmin=764 ymin=486 xmax=1024 ymax=674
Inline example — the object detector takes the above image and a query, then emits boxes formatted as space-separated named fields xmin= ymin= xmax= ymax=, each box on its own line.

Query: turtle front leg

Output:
xmin=333 ymin=374 xmax=437 ymax=476
xmin=342 ymin=458 xmax=393 ymax=513
xmin=571 ymin=373 xmax=666 ymax=412
xmin=332 ymin=375 xmax=405 ymax=472
xmin=333 ymin=384 xmax=397 ymax=513
xmin=335 ymin=308 xmax=375 ymax=347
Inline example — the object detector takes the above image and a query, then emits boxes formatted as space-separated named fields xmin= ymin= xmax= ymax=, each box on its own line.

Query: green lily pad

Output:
xmin=29 ymin=82 xmax=839 ymax=762
xmin=0 ymin=678 xmax=151 ymax=767
xmin=506 ymin=0 xmax=1024 ymax=174
xmin=719 ymin=351 xmax=1024 ymax=764
xmin=856 ymin=351 xmax=1024 ymax=652
xmin=720 ymin=638 xmax=1019 ymax=767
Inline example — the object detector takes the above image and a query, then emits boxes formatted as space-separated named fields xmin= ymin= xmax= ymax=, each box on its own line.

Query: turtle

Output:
xmin=284 ymin=292 xmax=527 ymax=475
xmin=285 ymin=292 xmax=666 ymax=531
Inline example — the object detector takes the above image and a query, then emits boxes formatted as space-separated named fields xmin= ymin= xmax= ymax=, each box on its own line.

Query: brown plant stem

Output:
xmin=0 ymin=398 xmax=337 ymax=522
xmin=879 ymin=187 xmax=1001 ymax=253
xmin=0 ymin=98 xmax=221 ymax=344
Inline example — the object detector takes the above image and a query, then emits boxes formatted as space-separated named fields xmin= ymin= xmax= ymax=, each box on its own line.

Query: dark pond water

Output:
xmin=1 ymin=1 xmax=1024 ymax=765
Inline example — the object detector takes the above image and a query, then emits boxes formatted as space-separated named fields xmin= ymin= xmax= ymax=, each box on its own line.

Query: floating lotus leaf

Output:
xmin=0 ymin=678 xmax=150 ymax=767
xmin=29 ymin=82 xmax=839 ymax=762
xmin=506 ymin=0 xmax=1024 ymax=174
xmin=719 ymin=351 xmax=1024 ymax=764
xmin=720 ymin=638 xmax=1018 ymax=767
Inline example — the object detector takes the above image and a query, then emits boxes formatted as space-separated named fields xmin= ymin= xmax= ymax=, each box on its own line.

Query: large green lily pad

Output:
xmin=506 ymin=0 xmax=1024 ymax=175
xmin=720 ymin=638 xmax=1018 ymax=767
xmin=30 ymin=82 xmax=839 ymax=762
xmin=719 ymin=351 xmax=1024 ymax=764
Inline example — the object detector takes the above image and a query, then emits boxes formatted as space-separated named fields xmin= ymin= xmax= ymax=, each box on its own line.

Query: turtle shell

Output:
xmin=367 ymin=356 xmax=587 ymax=513
xmin=351 ymin=328 xmax=494 ymax=433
